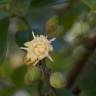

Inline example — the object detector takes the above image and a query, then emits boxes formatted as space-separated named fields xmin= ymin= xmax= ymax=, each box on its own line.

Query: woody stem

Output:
xmin=39 ymin=60 xmax=57 ymax=96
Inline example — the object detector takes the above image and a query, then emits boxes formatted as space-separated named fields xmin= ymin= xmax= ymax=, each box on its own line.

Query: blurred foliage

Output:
xmin=46 ymin=52 xmax=73 ymax=75
xmin=0 ymin=87 xmax=16 ymax=96
xmin=30 ymin=0 xmax=55 ymax=7
xmin=45 ymin=15 xmax=64 ymax=37
xmin=76 ymin=50 xmax=96 ymax=96
xmin=9 ymin=0 xmax=32 ymax=16
xmin=0 ymin=18 xmax=9 ymax=64
xmin=0 ymin=0 xmax=96 ymax=96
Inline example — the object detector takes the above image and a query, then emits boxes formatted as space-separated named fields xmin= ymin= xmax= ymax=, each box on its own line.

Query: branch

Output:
xmin=37 ymin=80 xmax=44 ymax=96
xmin=66 ymin=35 xmax=96 ymax=89
xmin=39 ymin=60 xmax=57 ymax=96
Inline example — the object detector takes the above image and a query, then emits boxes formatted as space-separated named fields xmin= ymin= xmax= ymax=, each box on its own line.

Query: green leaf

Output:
xmin=91 ymin=4 xmax=96 ymax=13
xmin=82 ymin=0 xmax=96 ymax=5
xmin=82 ymin=0 xmax=96 ymax=9
xmin=0 ymin=3 xmax=10 ymax=18
xmin=15 ymin=29 xmax=40 ymax=47
xmin=0 ymin=87 xmax=16 ymax=96
xmin=57 ymin=89 xmax=74 ymax=96
xmin=0 ymin=58 xmax=13 ymax=77
xmin=0 ymin=0 xmax=10 ymax=4
xmin=46 ymin=52 xmax=73 ymax=75
xmin=0 ymin=17 xmax=9 ymax=65
xmin=31 ymin=0 xmax=55 ymax=7
xmin=61 ymin=3 xmax=87 ymax=33
xmin=10 ymin=0 xmax=32 ymax=16
xmin=11 ymin=65 xmax=27 ymax=86
xmin=78 ymin=63 xmax=96 ymax=96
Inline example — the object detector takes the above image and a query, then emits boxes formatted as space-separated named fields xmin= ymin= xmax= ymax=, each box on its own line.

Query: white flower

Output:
xmin=21 ymin=31 xmax=56 ymax=66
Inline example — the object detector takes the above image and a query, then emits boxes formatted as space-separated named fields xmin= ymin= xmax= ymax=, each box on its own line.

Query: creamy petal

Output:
xmin=47 ymin=55 xmax=53 ymax=62
xmin=24 ymin=41 xmax=31 ymax=47
xmin=20 ymin=47 xmax=28 ymax=50
xmin=49 ymin=38 xmax=56 ymax=43
xmin=32 ymin=31 xmax=36 ymax=38
xmin=33 ymin=60 xmax=39 ymax=66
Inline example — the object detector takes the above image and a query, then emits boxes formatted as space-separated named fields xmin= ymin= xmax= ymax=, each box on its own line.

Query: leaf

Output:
xmin=16 ymin=19 xmax=28 ymax=31
xmin=61 ymin=3 xmax=87 ymax=33
xmin=91 ymin=4 xmax=96 ymax=13
xmin=0 ymin=3 xmax=10 ymax=18
xmin=11 ymin=65 xmax=27 ymax=86
xmin=56 ymin=89 xmax=74 ymax=96
xmin=82 ymin=0 xmax=96 ymax=5
xmin=0 ymin=17 xmax=9 ymax=65
xmin=10 ymin=0 xmax=32 ymax=16
xmin=46 ymin=52 xmax=73 ymax=75
xmin=0 ymin=87 xmax=16 ymax=96
xmin=82 ymin=0 xmax=96 ymax=9
xmin=0 ymin=0 xmax=10 ymax=4
xmin=0 ymin=58 xmax=13 ymax=77
xmin=30 ymin=0 xmax=55 ymax=7
xmin=77 ymin=63 xmax=96 ymax=96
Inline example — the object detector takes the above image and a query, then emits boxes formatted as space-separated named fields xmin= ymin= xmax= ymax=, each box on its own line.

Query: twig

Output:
xmin=37 ymin=80 xmax=44 ymax=96
xmin=66 ymin=35 xmax=96 ymax=89
xmin=39 ymin=60 xmax=57 ymax=96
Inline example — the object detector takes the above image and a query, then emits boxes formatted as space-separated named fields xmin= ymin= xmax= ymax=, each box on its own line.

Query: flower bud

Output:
xmin=10 ymin=51 xmax=25 ymax=69
xmin=24 ymin=66 xmax=42 ymax=84
xmin=50 ymin=72 xmax=66 ymax=88
xmin=46 ymin=16 xmax=58 ymax=33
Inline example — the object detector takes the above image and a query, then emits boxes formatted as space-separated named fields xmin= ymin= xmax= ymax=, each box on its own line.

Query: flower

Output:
xmin=20 ymin=31 xmax=56 ymax=66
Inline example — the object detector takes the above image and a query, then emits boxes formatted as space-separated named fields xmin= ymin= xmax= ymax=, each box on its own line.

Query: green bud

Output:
xmin=49 ymin=72 xmax=66 ymax=88
xmin=45 ymin=16 xmax=59 ymax=34
xmin=24 ymin=66 xmax=42 ymax=84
